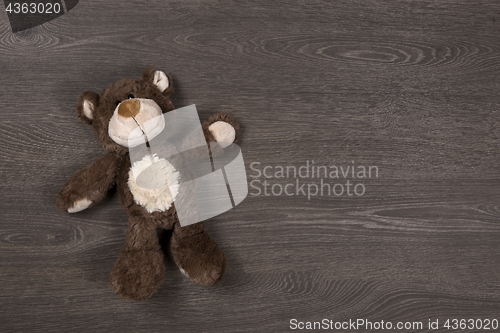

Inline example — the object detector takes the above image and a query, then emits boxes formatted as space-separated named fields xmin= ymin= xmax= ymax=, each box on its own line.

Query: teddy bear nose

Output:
xmin=117 ymin=99 xmax=140 ymax=118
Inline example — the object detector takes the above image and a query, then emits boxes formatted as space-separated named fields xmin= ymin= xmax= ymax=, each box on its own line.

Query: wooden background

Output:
xmin=1 ymin=1 xmax=499 ymax=332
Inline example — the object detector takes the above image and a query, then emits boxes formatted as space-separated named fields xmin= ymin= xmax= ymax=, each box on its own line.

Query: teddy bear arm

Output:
xmin=172 ymin=112 xmax=240 ymax=161
xmin=56 ymin=152 xmax=120 ymax=213
xmin=202 ymin=112 xmax=239 ymax=145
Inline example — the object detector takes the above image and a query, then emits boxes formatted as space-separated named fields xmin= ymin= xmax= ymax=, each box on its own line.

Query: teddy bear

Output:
xmin=56 ymin=67 xmax=240 ymax=301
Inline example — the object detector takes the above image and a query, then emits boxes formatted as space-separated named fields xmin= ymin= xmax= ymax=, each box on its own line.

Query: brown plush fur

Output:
xmin=57 ymin=67 xmax=238 ymax=301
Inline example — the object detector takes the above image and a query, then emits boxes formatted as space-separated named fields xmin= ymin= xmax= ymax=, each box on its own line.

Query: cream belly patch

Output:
xmin=128 ymin=155 xmax=180 ymax=213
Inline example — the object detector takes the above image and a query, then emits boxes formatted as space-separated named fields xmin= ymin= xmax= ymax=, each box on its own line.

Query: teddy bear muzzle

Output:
xmin=108 ymin=98 xmax=166 ymax=148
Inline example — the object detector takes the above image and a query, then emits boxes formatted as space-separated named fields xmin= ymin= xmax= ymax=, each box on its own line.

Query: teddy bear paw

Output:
xmin=171 ymin=232 xmax=226 ymax=285
xmin=109 ymin=248 xmax=165 ymax=301
xmin=67 ymin=198 xmax=92 ymax=213
xmin=209 ymin=121 xmax=236 ymax=148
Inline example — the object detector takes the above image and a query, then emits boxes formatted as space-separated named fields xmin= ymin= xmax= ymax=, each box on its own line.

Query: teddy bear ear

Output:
xmin=143 ymin=67 xmax=172 ymax=93
xmin=76 ymin=91 xmax=99 ymax=125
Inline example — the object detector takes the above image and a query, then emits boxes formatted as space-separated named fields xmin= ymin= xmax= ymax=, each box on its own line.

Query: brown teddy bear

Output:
xmin=57 ymin=67 xmax=240 ymax=301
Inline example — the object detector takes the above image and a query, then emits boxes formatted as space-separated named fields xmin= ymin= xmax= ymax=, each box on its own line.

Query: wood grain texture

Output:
xmin=0 ymin=0 xmax=499 ymax=332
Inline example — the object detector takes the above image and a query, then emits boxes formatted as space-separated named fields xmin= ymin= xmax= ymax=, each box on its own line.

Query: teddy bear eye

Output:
xmin=128 ymin=94 xmax=135 ymax=99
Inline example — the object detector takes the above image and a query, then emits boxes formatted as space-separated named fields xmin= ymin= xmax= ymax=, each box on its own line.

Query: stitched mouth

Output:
xmin=130 ymin=115 xmax=148 ymax=140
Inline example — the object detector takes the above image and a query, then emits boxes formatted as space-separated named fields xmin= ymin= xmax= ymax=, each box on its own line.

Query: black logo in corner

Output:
xmin=4 ymin=0 xmax=79 ymax=33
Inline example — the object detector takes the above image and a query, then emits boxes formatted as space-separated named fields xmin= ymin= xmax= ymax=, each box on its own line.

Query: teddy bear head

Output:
xmin=76 ymin=67 xmax=175 ymax=154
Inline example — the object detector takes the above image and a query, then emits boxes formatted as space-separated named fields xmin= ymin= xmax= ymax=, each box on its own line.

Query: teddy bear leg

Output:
xmin=170 ymin=221 xmax=226 ymax=285
xmin=109 ymin=215 xmax=165 ymax=301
